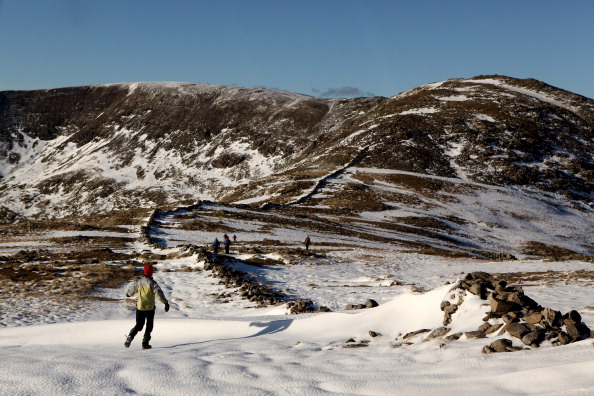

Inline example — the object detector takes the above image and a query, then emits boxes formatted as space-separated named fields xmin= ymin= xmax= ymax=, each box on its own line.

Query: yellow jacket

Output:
xmin=126 ymin=276 xmax=168 ymax=311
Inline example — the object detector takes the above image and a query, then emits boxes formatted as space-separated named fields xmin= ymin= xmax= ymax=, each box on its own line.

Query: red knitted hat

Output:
xmin=143 ymin=264 xmax=154 ymax=276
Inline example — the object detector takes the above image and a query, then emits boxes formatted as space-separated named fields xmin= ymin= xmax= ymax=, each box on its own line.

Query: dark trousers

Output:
xmin=225 ymin=245 xmax=230 ymax=254
xmin=129 ymin=308 xmax=155 ymax=342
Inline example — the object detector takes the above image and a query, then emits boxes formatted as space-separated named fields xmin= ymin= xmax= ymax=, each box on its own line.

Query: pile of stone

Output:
xmin=140 ymin=209 xmax=164 ymax=246
xmin=195 ymin=248 xmax=286 ymax=307
xmin=287 ymin=299 xmax=330 ymax=314
xmin=345 ymin=299 xmax=379 ymax=310
xmin=192 ymin=247 xmax=329 ymax=313
xmin=449 ymin=272 xmax=592 ymax=353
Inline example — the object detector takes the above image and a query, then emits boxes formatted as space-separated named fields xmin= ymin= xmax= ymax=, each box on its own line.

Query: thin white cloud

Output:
xmin=312 ymin=86 xmax=376 ymax=98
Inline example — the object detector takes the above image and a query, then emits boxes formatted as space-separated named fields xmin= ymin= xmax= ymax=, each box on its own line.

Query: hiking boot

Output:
xmin=142 ymin=342 xmax=152 ymax=350
xmin=124 ymin=335 xmax=134 ymax=348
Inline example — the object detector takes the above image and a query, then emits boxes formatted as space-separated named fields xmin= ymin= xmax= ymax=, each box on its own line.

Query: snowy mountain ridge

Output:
xmin=1 ymin=75 xmax=593 ymax=257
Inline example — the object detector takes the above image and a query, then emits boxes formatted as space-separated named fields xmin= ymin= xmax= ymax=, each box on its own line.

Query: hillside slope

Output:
xmin=0 ymin=76 xmax=593 ymax=257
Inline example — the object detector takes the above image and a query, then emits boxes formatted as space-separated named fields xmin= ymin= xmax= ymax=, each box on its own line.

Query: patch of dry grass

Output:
xmin=0 ymin=256 xmax=137 ymax=302
xmin=493 ymin=270 xmax=594 ymax=287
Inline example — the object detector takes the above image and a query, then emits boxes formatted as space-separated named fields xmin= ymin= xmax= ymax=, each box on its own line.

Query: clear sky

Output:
xmin=1 ymin=0 xmax=593 ymax=99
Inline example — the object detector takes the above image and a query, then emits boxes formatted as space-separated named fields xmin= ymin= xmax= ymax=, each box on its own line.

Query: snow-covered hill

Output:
xmin=1 ymin=75 xmax=593 ymax=258
xmin=1 ymin=76 xmax=592 ymax=218
xmin=2 ymin=214 xmax=593 ymax=395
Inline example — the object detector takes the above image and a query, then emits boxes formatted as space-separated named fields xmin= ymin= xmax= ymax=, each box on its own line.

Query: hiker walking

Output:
xmin=212 ymin=238 xmax=221 ymax=254
xmin=124 ymin=264 xmax=170 ymax=350
xmin=224 ymin=236 xmax=231 ymax=254
xmin=233 ymin=234 xmax=237 ymax=242
xmin=304 ymin=236 xmax=311 ymax=250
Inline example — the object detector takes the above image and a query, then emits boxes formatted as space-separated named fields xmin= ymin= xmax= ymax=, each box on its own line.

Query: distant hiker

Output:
xmin=124 ymin=264 xmax=170 ymax=350
xmin=224 ymin=236 xmax=231 ymax=254
xmin=233 ymin=234 xmax=237 ymax=242
xmin=304 ymin=236 xmax=311 ymax=250
xmin=212 ymin=238 xmax=221 ymax=254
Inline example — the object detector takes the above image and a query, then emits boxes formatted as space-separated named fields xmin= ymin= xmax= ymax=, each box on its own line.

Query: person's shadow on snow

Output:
xmin=247 ymin=320 xmax=292 ymax=337
xmin=162 ymin=319 xmax=293 ymax=349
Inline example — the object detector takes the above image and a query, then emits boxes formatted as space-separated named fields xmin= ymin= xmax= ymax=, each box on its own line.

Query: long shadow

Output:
xmin=161 ymin=319 xmax=294 ymax=349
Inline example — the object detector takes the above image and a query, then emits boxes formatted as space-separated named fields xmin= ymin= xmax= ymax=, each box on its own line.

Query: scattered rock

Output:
xmin=464 ymin=331 xmax=486 ymax=339
xmin=541 ymin=308 xmax=561 ymax=328
xmin=443 ymin=304 xmax=458 ymax=315
xmin=489 ymin=338 xmax=513 ymax=353
xmin=501 ymin=322 xmax=531 ymax=339
xmin=424 ymin=327 xmax=450 ymax=341
xmin=445 ymin=332 xmax=463 ymax=341
xmin=485 ymin=323 xmax=504 ymax=335
xmin=365 ymin=299 xmax=379 ymax=308
xmin=346 ymin=300 xmax=378 ymax=310
xmin=523 ymin=312 xmax=542 ymax=324
xmin=563 ymin=310 xmax=582 ymax=325
xmin=557 ymin=331 xmax=572 ymax=345
xmin=502 ymin=312 xmax=519 ymax=324
xmin=489 ymin=294 xmax=521 ymax=315
xmin=342 ymin=343 xmax=368 ymax=348
xmin=403 ymin=329 xmax=431 ymax=340
xmin=564 ymin=322 xmax=581 ymax=340
xmin=478 ymin=322 xmax=492 ymax=333
xmin=482 ymin=345 xmax=496 ymax=354
xmin=521 ymin=329 xmax=545 ymax=346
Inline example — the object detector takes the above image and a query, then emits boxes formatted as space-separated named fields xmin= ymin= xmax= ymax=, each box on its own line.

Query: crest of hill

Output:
xmin=0 ymin=75 xmax=593 ymax=220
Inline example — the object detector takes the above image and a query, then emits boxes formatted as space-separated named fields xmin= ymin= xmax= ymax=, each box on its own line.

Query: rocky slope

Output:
xmin=0 ymin=76 xmax=592 ymax=221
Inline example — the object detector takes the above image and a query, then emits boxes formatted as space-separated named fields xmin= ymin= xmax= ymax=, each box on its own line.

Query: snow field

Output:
xmin=2 ymin=206 xmax=594 ymax=395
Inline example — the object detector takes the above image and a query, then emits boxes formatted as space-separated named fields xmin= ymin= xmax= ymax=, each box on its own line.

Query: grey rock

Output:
xmin=523 ymin=312 xmax=543 ymax=324
xmin=557 ymin=331 xmax=572 ymax=345
xmin=403 ymin=329 xmax=431 ymax=340
xmin=564 ymin=310 xmax=582 ymax=325
xmin=541 ymin=308 xmax=561 ymax=328
xmin=565 ymin=322 xmax=581 ymax=340
xmin=485 ymin=323 xmax=504 ymax=335
xmin=494 ymin=280 xmax=507 ymax=293
xmin=502 ymin=323 xmax=531 ymax=339
xmin=445 ymin=332 xmax=463 ymax=341
xmin=505 ymin=292 xmax=524 ymax=306
xmin=365 ymin=299 xmax=379 ymax=308
xmin=521 ymin=330 xmax=545 ymax=346
xmin=482 ymin=345 xmax=495 ymax=354
xmin=467 ymin=272 xmax=495 ymax=283
xmin=464 ymin=331 xmax=486 ymax=339
xmin=502 ymin=312 xmax=519 ymax=324
xmin=443 ymin=304 xmax=458 ymax=315
xmin=478 ymin=322 xmax=492 ymax=333
xmin=490 ymin=338 xmax=513 ymax=352
xmin=425 ymin=327 xmax=451 ymax=340
xmin=469 ymin=282 xmax=487 ymax=298
xmin=489 ymin=294 xmax=521 ymax=314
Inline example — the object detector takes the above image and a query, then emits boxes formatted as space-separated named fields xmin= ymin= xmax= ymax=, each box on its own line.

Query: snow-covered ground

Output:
xmin=2 ymin=217 xmax=594 ymax=395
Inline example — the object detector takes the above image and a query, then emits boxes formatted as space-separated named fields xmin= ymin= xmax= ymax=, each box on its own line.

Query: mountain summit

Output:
xmin=1 ymin=75 xmax=594 ymax=258
xmin=0 ymin=75 xmax=592 ymax=219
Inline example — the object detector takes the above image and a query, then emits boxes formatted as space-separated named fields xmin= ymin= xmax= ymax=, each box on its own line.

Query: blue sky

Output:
xmin=1 ymin=0 xmax=593 ymax=99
